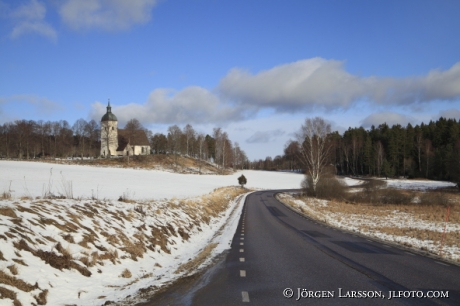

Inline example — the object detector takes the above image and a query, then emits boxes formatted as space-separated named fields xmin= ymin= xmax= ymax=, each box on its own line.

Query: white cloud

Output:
xmin=437 ymin=109 xmax=460 ymax=121
xmin=9 ymin=0 xmax=57 ymax=41
xmin=360 ymin=112 xmax=417 ymax=128
xmin=218 ymin=58 xmax=460 ymax=112
xmin=59 ymin=0 xmax=157 ymax=31
xmin=246 ymin=129 xmax=285 ymax=144
xmin=90 ymin=86 xmax=254 ymax=126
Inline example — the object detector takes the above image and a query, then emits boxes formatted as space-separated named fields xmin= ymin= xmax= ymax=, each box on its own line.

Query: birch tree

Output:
xmin=295 ymin=117 xmax=333 ymax=192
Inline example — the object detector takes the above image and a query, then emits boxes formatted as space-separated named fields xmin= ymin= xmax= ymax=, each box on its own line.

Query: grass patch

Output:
xmin=0 ymin=270 xmax=38 ymax=292
xmin=120 ymin=268 xmax=132 ymax=278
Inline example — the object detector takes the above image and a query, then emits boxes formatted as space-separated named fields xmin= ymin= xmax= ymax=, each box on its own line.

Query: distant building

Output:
xmin=100 ymin=100 xmax=150 ymax=157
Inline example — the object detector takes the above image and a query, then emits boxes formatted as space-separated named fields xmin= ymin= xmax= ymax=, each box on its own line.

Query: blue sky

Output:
xmin=1 ymin=0 xmax=460 ymax=160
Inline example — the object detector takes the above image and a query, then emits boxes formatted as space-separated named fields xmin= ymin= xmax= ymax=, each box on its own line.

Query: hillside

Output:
xmin=0 ymin=160 xmax=304 ymax=305
xmin=40 ymin=154 xmax=230 ymax=175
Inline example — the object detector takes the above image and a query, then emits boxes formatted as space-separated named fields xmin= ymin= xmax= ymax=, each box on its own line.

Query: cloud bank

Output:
xmin=59 ymin=0 xmax=158 ymax=31
xmin=90 ymin=58 xmax=460 ymax=127
xmin=245 ymin=129 xmax=285 ymax=144
xmin=90 ymin=86 xmax=255 ymax=126
xmin=218 ymin=58 xmax=460 ymax=112
xmin=9 ymin=0 xmax=57 ymax=41
xmin=360 ymin=112 xmax=417 ymax=128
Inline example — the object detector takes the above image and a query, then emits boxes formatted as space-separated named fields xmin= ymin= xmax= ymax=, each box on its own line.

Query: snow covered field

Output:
xmin=0 ymin=160 xmax=303 ymax=200
xmin=0 ymin=160 xmax=303 ymax=305
xmin=339 ymin=176 xmax=456 ymax=190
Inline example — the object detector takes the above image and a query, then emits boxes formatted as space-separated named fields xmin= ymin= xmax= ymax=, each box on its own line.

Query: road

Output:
xmin=138 ymin=190 xmax=460 ymax=305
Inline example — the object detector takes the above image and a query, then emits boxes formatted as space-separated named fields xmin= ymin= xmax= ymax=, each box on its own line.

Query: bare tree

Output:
xmin=85 ymin=120 xmax=99 ymax=157
xmin=374 ymin=141 xmax=384 ymax=176
xmin=151 ymin=133 xmax=168 ymax=154
xmin=73 ymin=118 xmax=88 ymax=158
xmin=295 ymin=117 xmax=333 ymax=192
xmin=183 ymin=124 xmax=196 ymax=156
xmin=167 ymin=125 xmax=182 ymax=170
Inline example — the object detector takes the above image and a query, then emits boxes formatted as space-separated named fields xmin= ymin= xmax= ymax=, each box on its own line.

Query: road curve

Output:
xmin=139 ymin=190 xmax=460 ymax=306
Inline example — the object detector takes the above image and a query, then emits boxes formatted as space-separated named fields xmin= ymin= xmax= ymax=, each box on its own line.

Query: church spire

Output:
xmin=101 ymin=98 xmax=117 ymax=121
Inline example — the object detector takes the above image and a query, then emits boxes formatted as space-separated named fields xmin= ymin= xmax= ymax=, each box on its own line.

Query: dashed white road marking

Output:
xmin=240 ymin=257 xmax=245 ymax=262
xmin=240 ymin=237 xmax=244 ymax=240
xmin=240 ymin=249 xmax=244 ymax=252
xmin=240 ymin=242 xmax=244 ymax=245
xmin=240 ymin=270 xmax=246 ymax=277
xmin=242 ymin=291 xmax=250 ymax=302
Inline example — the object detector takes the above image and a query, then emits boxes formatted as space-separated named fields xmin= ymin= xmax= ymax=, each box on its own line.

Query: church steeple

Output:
xmin=101 ymin=99 xmax=118 ymax=121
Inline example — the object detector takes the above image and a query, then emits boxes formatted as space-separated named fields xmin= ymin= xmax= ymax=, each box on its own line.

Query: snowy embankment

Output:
xmin=0 ymin=161 xmax=303 ymax=305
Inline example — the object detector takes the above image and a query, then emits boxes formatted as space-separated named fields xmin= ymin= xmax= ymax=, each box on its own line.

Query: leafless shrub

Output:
xmin=118 ymin=189 xmax=136 ymax=203
xmin=1 ymin=181 xmax=13 ymax=199
xmin=419 ymin=191 xmax=450 ymax=206
xmin=59 ymin=172 xmax=73 ymax=199
xmin=377 ymin=188 xmax=414 ymax=205
xmin=316 ymin=176 xmax=347 ymax=200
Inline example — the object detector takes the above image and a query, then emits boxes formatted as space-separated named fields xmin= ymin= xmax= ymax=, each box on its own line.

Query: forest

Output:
xmin=0 ymin=119 xmax=248 ymax=170
xmin=251 ymin=117 xmax=460 ymax=185
xmin=1 ymin=117 xmax=459 ymax=184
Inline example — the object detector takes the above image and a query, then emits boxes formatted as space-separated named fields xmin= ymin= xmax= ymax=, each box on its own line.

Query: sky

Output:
xmin=1 ymin=0 xmax=460 ymax=160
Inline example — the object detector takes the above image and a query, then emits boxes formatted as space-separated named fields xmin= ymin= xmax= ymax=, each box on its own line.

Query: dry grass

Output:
xmin=53 ymin=154 xmax=225 ymax=174
xmin=0 ymin=286 xmax=18 ymax=303
xmin=14 ymin=239 xmax=91 ymax=277
xmin=7 ymin=265 xmax=18 ymax=275
xmin=0 ymin=270 xmax=38 ymax=292
xmin=278 ymin=187 xmax=460 ymax=261
xmin=0 ymin=251 xmax=5 ymax=261
xmin=34 ymin=289 xmax=48 ymax=305
xmin=120 ymin=268 xmax=132 ymax=278
xmin=0 ymin=207 xmax=17 ymax=218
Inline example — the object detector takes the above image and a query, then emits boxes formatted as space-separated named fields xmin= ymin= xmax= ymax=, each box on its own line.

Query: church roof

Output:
xmin=116 ymin=129 xmax=150 ymax=151
xmin=101 ymin=100 xmax=118 ymax=121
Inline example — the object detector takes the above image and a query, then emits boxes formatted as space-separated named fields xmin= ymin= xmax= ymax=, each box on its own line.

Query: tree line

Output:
xmin=251 ymin=117 xmax=460 ymax=184
xmin=0 ymin=119 xmax=249 ymax=170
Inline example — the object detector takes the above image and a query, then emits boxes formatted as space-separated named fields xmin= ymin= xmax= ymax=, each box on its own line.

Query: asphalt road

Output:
xmin=139 ymin=190 xmax=460 ymax=306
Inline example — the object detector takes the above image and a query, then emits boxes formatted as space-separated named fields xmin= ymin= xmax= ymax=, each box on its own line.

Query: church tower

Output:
xmin=100 ymin=100 xmax=118 ymax=157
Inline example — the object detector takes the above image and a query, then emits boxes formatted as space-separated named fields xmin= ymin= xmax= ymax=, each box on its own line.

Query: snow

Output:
xmin=0 ymin=160 xmax=303 ymax=305
xmin=383 ymin=178 xmax=456 ymax=190
xmin=0 ymin=160 xmax=303 ymax=200
xmin=338 ymin=176 xmax=456 ymax=190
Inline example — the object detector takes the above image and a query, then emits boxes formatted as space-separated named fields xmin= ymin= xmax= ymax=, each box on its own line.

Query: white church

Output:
xmin=100 ymin=101 xmax=151 ymax=157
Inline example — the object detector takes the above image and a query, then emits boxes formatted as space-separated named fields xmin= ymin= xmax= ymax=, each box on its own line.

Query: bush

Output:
xmin=238 ymin=175 xmax=247 ymax=188
xmin=301 ymin=174 xmax=347 ymax=200
xmin=419 ymin=191 xmax=450 ymax=206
